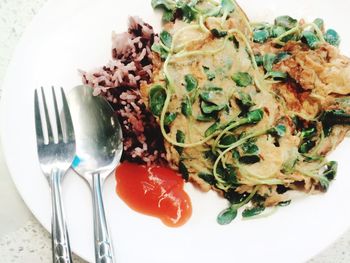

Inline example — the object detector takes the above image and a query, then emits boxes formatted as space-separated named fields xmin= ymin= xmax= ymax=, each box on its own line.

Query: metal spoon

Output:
xmin=67 ymin=85 xmax=123 ymax=263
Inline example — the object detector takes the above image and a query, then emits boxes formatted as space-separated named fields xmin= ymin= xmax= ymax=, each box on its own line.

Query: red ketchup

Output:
xmin=116 ymin=162 xmax=192 ymax=227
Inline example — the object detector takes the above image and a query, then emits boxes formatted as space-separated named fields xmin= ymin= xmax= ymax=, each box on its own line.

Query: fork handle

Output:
xmin=92 ymin=173 xmax=115 ymax=263
xmin=51 ymin=169 xmax=73 ymax=263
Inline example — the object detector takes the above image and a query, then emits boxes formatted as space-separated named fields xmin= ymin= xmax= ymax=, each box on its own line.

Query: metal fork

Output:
xmin=35 ymin=87 xmax=76 ymax=263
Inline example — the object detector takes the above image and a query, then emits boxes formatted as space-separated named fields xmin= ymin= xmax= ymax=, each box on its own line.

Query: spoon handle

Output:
xmin=92 ymin=173 xmax=115 ymax=263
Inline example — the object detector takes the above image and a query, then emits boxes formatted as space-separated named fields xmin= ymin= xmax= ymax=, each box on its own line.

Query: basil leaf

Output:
xmin=151 ymin=43 xmax=169 ymax=60
xmin=202 ymin=66 xmax=216 ymax=81
xmin=239 ymin=155 xmax=261 ymax=164
xmin=274 ymin=52 xmax=291 ymax=63
xmin=160 ymin=30 xmax=172 ymax=48
xmin=324 ymin=29 xmax=340 ymax=47
xmin=232 ymin=72 xmax=253 ymax=87
xmin=181 ymin=96 xmax=192 ymax=117
xmin=274 ymin=15 xmax=298 ymax=30
xmin=313 ymin=18 xmax=324 ymax=31
xmin=211 ymin=28 xmax=228 ymax=38
xmin=253 ymin=29 xmax=270 ymax=43
xmin=198 ymin=172 xmax=216 ymax=185
xmin=217 ymin=207 xmax=238 ymax=225
xmin=164 ymin=112 xmax=177 ymax=126
xmin=242 ymin=140 xmax=259 ymax=154
xmin=196 ymin=114 xmax=215 ymax=122
xmin=179 ymin=161 xmax=189 ymax=181
xmin=151 ymin=0 xmax=176 ymax=10
xmin=219 ymin=135 xmax=237 ymax=146
xmin=242 ymin=206 xmax=265 ymax=218
xmin=270 ymin=26 xmax=286 ymax=38
xmin=175 ymin=130 xmax=185 ymax=155
xmin=302 ymin=31 xmax=320 ymax=49
xmin=221 ymin=0 xmax=235 ymax=13
xmin=265 ymin=71 xmax=288 ymax=80
xmin=205 ymin=122 xmax=220 ymax=137
xmin=149 ymin=85 xmax=166 ymax=116
xmin=201 ymin=101 xmax=226 ymax=114
xmin=184 ymin=74 xmax=198 ymax=92
xmin=263 ymin=53 xmax=277 ymax=72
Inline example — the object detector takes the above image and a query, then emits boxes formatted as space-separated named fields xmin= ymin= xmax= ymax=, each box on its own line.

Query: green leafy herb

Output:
xmin=320 ymin=110 xmax=350 ymax=136
xmin=317 ymin=161 xmax=338 ymax=191
xmin=203 ymin=66 xmax=216 ymax=81
xmin=221 ymin=0 xmax=235 ymax=13
xmin=242 ymin=140 xmax=259 ymax=154
xmin=149 ymin=85 xmax=166 ymax=116
xmin=178 ymin=161 xmax=189 ymax=181
xmin=198 ymin=172 xmax=216 ymax=185
xmin=151 ymin=0 xmax=199 ymax=23
xmin=313 ymin=18 xmax=324 ymax=31
xmin=274 ymin=52 xmax=291 ymax=63
xmin=224 ymin=189 xmax=248 ymax=204
xmin=232 ymin=72 xmax=253 ymax=87
xmin=184 ymin=74 xmax=198 ymax=92
xmin=324 ymin=29 xmax=340 ymax=47
xmin=220 ymin=134 xmax=238 ymax=146
xmin=254 ymin=54 xmax=263 ymax=66
xmin=211 ymin=28 xmax=228 ymax=38
xmin=246 ymin=109 xmax=264 ymax=123
xmin=217 ymin=207 xmax=238 ymax=225
xmin=263 ymin=53 xmax=277 ymax=72
xmin=270 ymin=26 xmax=286 ymax=38
xmin=265 ymin=71 xmax=288 ymax=80
xmin=253 ymin=29 xmax=270 ymax=43
xmin=162 ymin=9 xmax=175 ymax=22
xmin=274 ymin=15 xmax=298 ymax=30
xmin=216 ymin=163 xmax=237 ymax=186
xmin=181 ymin=96 xmax=192 ymax=117
xmin=175 ymin=130 xmax=185 ymax=155
xmin=151 ymin=0 xmax=177 ymax=22
xmin=196 ymin=114 xmax=215 ymax=122
xmin=323 ymin=161 xmax=338 ymax=181
xmin=238 ymin=92 xmax=254 ymax=108
xmin=160 ymin=30 xmax=172 ymax=48
xmin=301 ymin=126 xmax=317 ymax=140
xmin=205 ymin=122 xmax=221 ymax=137
xmin=268 ymin=124 xmax=287 ymax=137
xmin=239 ymin=155 xmax=260 ymax=164
xmin=151 ymin=43 xmax=169 ymax=60
xmin=242 ymin=206 xmax=265 ymax=218
xmin=179 ymin=2 xmax=198 ymax=22
xmin=164 ymin=112 xmax=177 ymax=126
xmin=151 ymin=0 xmax=176 ymax=11
xmin=299 ymin=140 xmax=316 ymax=154
xmin=203 ymin=150 xmax=218 ymax=162
xmin=201 ymin=101 xmax=226 ymax=114
xmin=302 ymin=31 xmax=320 ymax=49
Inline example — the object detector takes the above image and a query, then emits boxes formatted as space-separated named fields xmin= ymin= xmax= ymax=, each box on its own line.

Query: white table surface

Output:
xmin=0 ymin=0 xmax=350 ymax=262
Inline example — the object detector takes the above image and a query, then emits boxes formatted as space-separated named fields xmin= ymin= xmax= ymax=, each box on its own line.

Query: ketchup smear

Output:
xmin=116 ymin=162 xmax=192 ymax=227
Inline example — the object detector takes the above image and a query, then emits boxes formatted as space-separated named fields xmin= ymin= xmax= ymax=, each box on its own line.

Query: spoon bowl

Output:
xmin=68 ymin=85 xmax=123 ymax=263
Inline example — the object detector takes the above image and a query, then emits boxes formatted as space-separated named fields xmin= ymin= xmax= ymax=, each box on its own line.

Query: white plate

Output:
xmin=2 ymin=0 xmax=350 ymax=262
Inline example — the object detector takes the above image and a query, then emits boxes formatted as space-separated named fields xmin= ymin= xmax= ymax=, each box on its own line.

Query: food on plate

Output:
xmin=82 ymin=0 xmax=350 ymax=225
xmin=116 ymin=162 xmax=192 ymax=227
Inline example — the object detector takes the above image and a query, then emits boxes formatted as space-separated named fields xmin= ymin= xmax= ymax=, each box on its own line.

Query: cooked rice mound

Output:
xmin=81 ymin=16 xmax=166 ymax=165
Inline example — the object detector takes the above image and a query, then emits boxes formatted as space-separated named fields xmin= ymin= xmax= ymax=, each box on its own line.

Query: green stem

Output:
xmin=231 ymin=186 xmax=259 ymax=209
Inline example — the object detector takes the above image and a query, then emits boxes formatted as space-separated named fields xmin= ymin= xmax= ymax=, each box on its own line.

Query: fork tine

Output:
xmin=60 ymin=88 xmax=75 ymax=142
xmin=40 ymin=87 xmax=54 ymax=143
xmin=52 ymin=87 xmax=63 ymax=142
xmin=34 ymin=89 xmax=44 ymax=144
